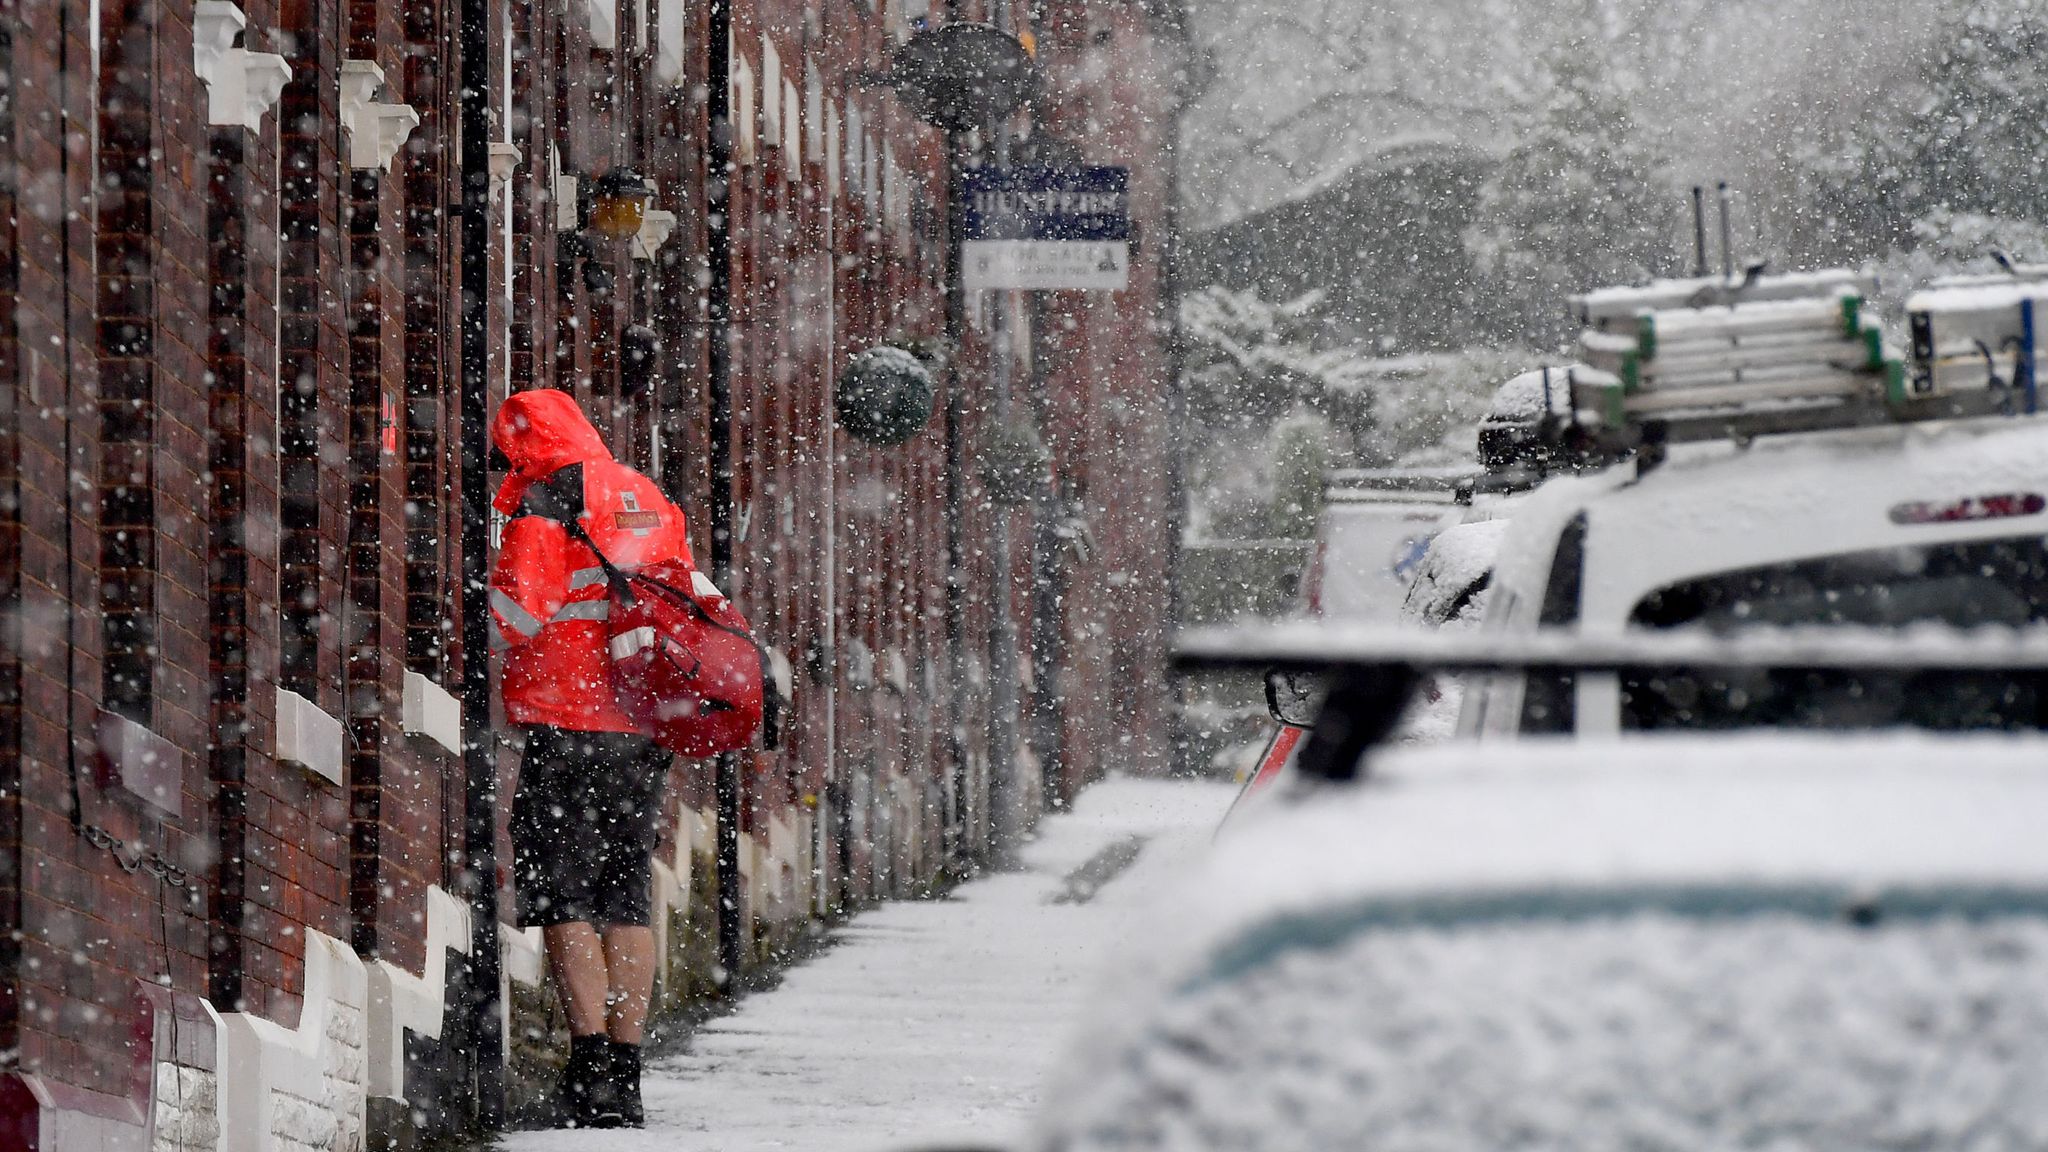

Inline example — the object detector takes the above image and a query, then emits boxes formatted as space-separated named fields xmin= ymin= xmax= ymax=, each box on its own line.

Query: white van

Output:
xmin=1462 ymin=412 xmax=2048 ymax=736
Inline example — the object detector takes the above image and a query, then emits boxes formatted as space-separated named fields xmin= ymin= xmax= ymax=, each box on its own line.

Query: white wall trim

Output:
xmin=213 ymin=931 xmax=369 ymax=1152
xmin=500 ymin=922 xmax=547 ymax=1057
xmin=400 ymin=671 xmax=463 ymax=756
xmin=582 ymin=0 xmax=617 ymax=50
xmin=364 ymin=886 xmax=472 ymax=1102
xmin=275 ymin=686 xmax=344 ymax=785
xmin=339 ymin=60 xmax=420 ymax=172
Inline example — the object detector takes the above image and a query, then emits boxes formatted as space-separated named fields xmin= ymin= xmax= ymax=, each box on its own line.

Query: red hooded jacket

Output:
xmin=489 ymin=389 xmax=697 ymax=733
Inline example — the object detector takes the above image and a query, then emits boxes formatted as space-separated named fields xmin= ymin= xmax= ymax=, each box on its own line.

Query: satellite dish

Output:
xmin=889 ymin=23 xmax=1035 ymax=129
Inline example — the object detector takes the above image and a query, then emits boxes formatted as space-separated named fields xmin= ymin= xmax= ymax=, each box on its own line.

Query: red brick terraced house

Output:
xmin=0 ymin=0 xmax=1189 ymax=1145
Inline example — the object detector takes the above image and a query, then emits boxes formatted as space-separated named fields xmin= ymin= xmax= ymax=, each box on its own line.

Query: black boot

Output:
xmin=609 ymin=1040 xmax=645 ymax=1128
xmin=554 ymin=1034 xmax=614 ymax=1128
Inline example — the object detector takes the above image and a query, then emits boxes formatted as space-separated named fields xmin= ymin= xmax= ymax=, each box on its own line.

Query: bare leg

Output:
xmin=543 ymin=922 xmax=611 ymax=1037
xmin=601 ymin=925 xmax=657 ymax=1044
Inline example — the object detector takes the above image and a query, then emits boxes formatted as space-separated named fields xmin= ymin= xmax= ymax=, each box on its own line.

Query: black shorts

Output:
xmin=510 ymin=726 xmax=672 ymax=928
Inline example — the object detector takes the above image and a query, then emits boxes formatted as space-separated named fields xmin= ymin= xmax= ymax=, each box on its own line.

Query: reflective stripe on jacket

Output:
xmin=488 ymin=388 xmax=696 ymax=733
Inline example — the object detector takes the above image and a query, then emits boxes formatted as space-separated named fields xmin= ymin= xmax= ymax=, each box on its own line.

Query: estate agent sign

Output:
xmin=963 ymin=166 xmax=1131 ymax=291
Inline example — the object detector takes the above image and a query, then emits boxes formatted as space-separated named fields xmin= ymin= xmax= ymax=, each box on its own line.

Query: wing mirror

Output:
xmin=1264 ymin=668 xmax=1322 ymax=727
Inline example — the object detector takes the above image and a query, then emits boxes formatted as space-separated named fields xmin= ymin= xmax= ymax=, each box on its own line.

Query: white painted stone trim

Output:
xmin=194 ymin=0 xmax=247 ymax=60
xmin=193 ymin=4 xmax=292 ymax=132
xmin=337 ymin=60 xmax=384 ymax=137
xmin=766 ymin=646 xmax=794 ymax=703
xmin=733 ymin=54 xmax=757 ymax=167
xmin=275 ymin=686 xmax=344 ymax=785
xmin=360 ymin=104 xmax=420 ymax=172
xmin=502 ymin=924 xmax=546 ymax=989
xmin=804 ymin=63 xmax=824 ymax=165
xmin=400 ymin=671 xmax=462 ymax=756
xmin=488 ymin=141 xmax=524 ymax=194
xmin=213 ymin=931 xmax=369 ymax=1152
xmin=761 ymin=36 xmax=781 ymax=145
xmin=365 ymin=886 xmax=472 ymax=1102
xmin=582 ymin=0 xmax=618 ymax=50
xmin=500 ymin=922 xmax=547 ymax=1056
xmin=651 ymin=858 xmax=684 ymax=988
xmin=655 ymin=0 xmax=685 ymax=86
xmin=782 ymin=78 xmax=800 ymax=181
xmin=339 ymin=60 xmax=419 ymax=172
xmin=547 ymin=145 xmax=586 ymax=234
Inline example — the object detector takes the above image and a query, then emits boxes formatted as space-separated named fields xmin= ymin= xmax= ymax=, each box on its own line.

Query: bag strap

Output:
xmin=557 ymin=512 xmax=632 ymax=591
xmin=546 ymin=497 xmax=749 ymax=646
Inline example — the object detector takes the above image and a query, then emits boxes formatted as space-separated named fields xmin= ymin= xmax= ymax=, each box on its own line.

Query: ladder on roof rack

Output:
xmin=1905 ymin=281 xmax=2048 ymax=411
xmin=1573 ymin=283 xmax=1901 ymax=424
xmin=1482 ymin=269 xmax=2040 ymax=481
xmin=1570 ymin=270 xmax=1874 ymax=331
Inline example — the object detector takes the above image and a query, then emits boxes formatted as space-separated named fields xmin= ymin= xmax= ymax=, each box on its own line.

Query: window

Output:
xmin=1621 ymin=535 xmax=2048 ymax=732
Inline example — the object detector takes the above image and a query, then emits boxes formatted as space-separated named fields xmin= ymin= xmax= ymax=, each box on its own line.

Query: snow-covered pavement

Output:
xmin=502 ymin=775 xmax=1237 ymax=1152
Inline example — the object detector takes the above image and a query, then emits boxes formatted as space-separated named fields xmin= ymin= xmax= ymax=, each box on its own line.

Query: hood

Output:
xmin=491 ymin=388 xmax=613 ymax=514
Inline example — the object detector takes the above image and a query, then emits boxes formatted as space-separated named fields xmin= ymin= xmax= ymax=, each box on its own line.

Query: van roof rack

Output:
xmin=1322 ymin=465 xmax=1480 ymax=499
xmin=1486 ymin=270 xmax=2038 ymax=480
xmin=1173 ymin=622 xmax=2048 ymax=779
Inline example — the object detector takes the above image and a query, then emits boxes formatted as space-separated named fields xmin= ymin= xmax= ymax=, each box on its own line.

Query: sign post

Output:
xmin=883 ymin=21 xmax=1035 ymax=874
xmin=964 ymin=167 xmax=1131 ymax=291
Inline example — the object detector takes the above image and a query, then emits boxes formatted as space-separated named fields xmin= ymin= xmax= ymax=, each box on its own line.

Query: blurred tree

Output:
xmin=1814 ymin=0 xmax=2048 ymax=258
xmin=1266 ymin=416 xmax=1335 ymax=539
xmin=1179 ymin=286 xmax=1336 ymax=427
xmin=1464 ymin=45 xmax=1683 ymax=350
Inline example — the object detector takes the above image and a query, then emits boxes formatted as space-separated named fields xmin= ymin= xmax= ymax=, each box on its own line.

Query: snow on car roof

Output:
xmin=1226 ymin=735 xmax=2048 ymax=896
xmin=1049 ymin=733 xmax=2048 ymax=1146
xmin=1135 ymin=735 xmax=2048 ymax=989
xmin=1484 ymin=364 xmax=1579 ymax=421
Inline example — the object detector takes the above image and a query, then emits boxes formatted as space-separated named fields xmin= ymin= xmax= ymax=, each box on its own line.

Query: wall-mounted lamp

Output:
xmin=588 ymin=168 xmax=657 ymax=239
xmin=556 ymin=165 xmax=657 ymax=294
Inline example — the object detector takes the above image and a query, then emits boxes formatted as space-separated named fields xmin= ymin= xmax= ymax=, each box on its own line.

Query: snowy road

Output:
xmin=503 ymin=775 xmax=1237 ymax=1152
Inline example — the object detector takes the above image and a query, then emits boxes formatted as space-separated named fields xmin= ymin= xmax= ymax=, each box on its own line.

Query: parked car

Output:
xmin=1036 ymin=628 xmax=2048 ymax=1152
xmin=1301 ymin=468 xmax=1475 ymax=624
xmin=1226 ymin=483 xmax=1513 ymax=827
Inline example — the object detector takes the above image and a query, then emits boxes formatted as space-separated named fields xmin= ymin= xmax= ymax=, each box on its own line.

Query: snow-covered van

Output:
xmin=1228 ymin=475 xmax=1513 ymax=829
xmin=1459 ymin=269 xmax=2048 ymax=737
xmin=1301 ymin=468 xmax=1474 ymax=623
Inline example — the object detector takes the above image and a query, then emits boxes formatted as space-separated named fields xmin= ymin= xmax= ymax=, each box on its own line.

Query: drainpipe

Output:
xmin=705 ymin=0 xmax=747 ymax=984
xmin=457 ymin=0 xmax=505 ymax=1125
xmin=985 ymin=129 xmax=1020 ymax=864
xmin=1026 ymin=293 xmax=1067 ymax=803
xmin=1159 ymin=0 xmax=1193 ymax=776
xmin=942 ymin=123 xmax=972 ymax=872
